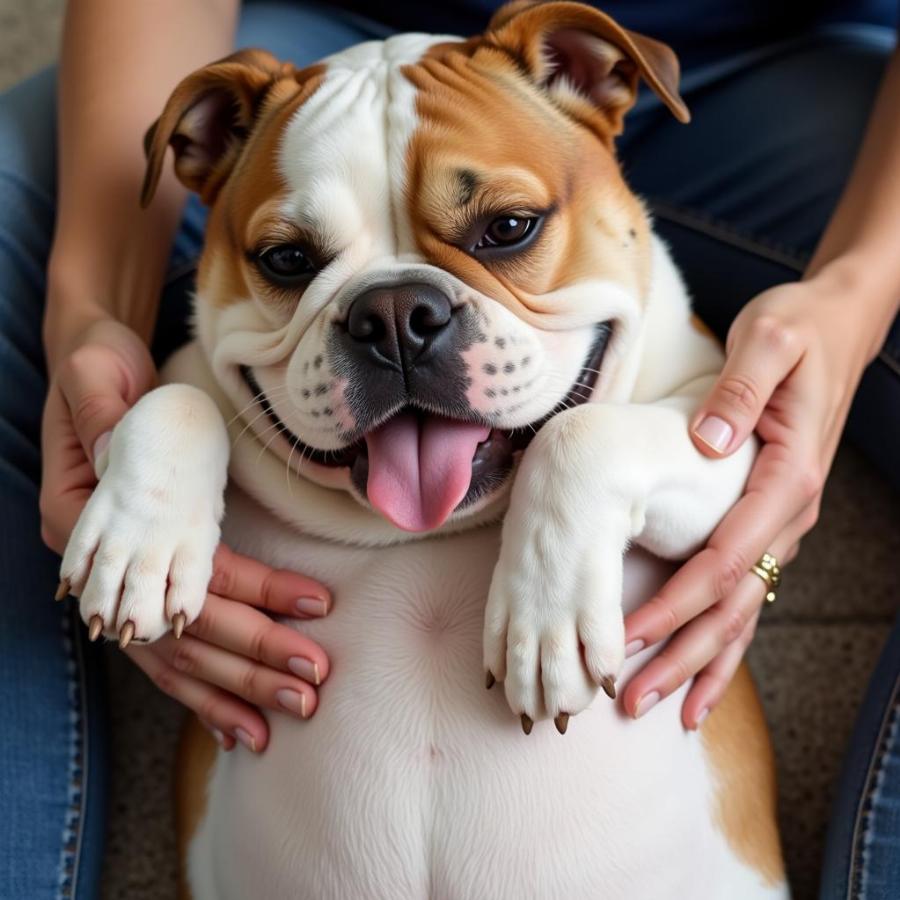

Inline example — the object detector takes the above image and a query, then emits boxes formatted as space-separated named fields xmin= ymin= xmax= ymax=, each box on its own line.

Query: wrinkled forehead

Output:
xmin=272 ymin=34 xmax=454 ymax=255
xmin=259 ymin=33 xmax=579 ymax=250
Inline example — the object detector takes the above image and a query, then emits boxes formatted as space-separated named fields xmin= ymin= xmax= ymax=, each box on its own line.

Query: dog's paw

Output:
xmin=483 ymin=525 xmax=625 ymax=735
xmin=58 ymin=385 xmax=228 ymax=645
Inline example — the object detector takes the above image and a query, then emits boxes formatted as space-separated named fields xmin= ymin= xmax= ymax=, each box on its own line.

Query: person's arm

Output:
xmin=41 ymin=0 xmax=332 ymax=753
xmin=622 ymin=47 xmax=900 ymax=727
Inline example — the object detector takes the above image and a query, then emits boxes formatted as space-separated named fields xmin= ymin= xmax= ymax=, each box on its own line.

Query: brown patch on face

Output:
xmin=701 ymin=663 xmax=786 ymax=886
xmin=175 ymin=715 xmax=218 ymax=900
xmin=197 ymin=65 xmax=326 ymax=309
xmin=403 ymin=43 xmax=652 ymax=323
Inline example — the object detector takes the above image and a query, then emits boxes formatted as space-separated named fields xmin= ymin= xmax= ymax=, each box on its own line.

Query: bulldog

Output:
xmin=59 ymin=2 xmax=789 ymax=897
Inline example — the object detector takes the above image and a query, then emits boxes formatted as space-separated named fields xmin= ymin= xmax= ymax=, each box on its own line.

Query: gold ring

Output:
xmin=750 ymin=552 xmax=781 ymax=604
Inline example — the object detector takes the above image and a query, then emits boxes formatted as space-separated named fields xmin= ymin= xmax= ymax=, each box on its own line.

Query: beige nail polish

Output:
xmin=277 ymin=688 xmax=308 ymax=718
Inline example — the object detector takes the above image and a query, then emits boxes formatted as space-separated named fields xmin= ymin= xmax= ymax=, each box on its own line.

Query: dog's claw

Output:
xmin=601 ymin=676 xmax=617 ymax=700
xmin=88 ymin=616 xmax=104 ymax=642
xmin=172 ymin=612 xmax=187 ymax=640
xmin=520 ymin=714 xmax=534 ymax=735
xmin=55 ymin=579 xmax=71 ymax=602
xmin=118 ymin=621 xmax=136 ymax=649
xmin=486 ymin=671 xmax=496 ymax=690
xmin=554 ymin=713 xmax=570 ymax=735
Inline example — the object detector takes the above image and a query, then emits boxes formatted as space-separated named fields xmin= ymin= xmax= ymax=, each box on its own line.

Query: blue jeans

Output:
xmin=0 ymin=2 xmax=896 ymax=897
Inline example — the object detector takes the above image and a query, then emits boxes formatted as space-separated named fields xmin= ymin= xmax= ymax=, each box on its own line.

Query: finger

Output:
xmin=624 ymin=442 xmax=808 ymax=650
xmin=198 ymin=719 xmax=237 ymax=751
xmin=209 ymin=544 xmax=331 ymax=618
xmin=126 ymin=642 xmax=268 ymax=752
xmin=187 ymin=593 xmax=330 ymax=685
xmin=39 ymin=387 xmax=98 ymax=552
xmin=690 ymin=316 xmax=804 ymax=457
xmin=681 ymin=609 xmax=760 ymax=730
xmin=159 ymin=633 xmax=318 ymax=719
xmin=623 ymin=568 xmax=768 ymax=718
xmin=56 ymin=345 xmax=135 ymax=467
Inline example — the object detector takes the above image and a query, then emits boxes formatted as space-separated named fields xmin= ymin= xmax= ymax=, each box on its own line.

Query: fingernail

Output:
xmin=296 ymin=596 xmax=329 ymax=617
xmin=695 ymin=708 xmax=710 ymax=729
xmin=288 ymin=657 xmax=320 ymax=685
xmin=92 ymin=431 xmax=112 ymax=464
xmin=625 ymin=639 xmax=645 ymax=658
xmin=235 ymin=727 xmax=257 ymax=752
xmin=635 ymin=691 xmax=661 ymax=719
xmin=210 ymin=727 xmax=226 ymax=746
xmin=693 ymin=416 xmax=733 ymax=453
xmin=276 ymin=688 xmax=308 ymax=718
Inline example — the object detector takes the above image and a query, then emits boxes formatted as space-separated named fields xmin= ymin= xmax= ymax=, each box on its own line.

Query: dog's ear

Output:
xmin=141 ymin=49 xmax=297 ymax=208
xmin=485 ymin=1 xmax=689 ymax=134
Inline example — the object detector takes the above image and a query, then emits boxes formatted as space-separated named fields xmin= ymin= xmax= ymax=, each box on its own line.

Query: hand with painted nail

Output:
xmin=620 ymin=272 xmax=896 ymax=728
xmin=122 ymin=544 xmax=332 ymax=753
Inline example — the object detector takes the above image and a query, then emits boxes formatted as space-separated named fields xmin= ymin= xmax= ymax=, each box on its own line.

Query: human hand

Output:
xmin=124 ymin=544 xmax=332 ymax=752
xmin=621 ymin=270 xmax=890 ymax=728
xmin=41 ymin=316 xmax=332 ymax=751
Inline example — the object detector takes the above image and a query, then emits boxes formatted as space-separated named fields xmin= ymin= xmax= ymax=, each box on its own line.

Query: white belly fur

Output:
xmin=185 ymin=480 xmax=786 ymax=900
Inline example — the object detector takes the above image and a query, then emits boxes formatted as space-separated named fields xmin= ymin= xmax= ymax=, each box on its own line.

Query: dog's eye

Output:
xmin=257 ymin=244 xmax=316 ymax=284
xmin=475 ymin=216 xmax=539 ymax=251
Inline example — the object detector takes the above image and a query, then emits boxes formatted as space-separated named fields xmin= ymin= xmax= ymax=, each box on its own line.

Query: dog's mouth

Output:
xmin=239 ymin=322 xmax=611 ymax=532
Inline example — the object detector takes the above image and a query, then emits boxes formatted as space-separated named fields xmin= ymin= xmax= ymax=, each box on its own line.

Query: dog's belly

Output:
xmin=186 ymin=488 xmax=780 ymax=900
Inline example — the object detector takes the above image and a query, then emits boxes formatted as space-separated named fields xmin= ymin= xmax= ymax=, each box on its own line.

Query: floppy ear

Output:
xmin=141 ymin=49 xmax=297 ymax=208
xmin=485 ymin=1 xmax=689 ymax=135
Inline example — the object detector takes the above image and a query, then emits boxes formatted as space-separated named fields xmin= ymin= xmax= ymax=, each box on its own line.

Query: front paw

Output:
xmin=57 ymin=386 xmax=227 ymax=645
xmin=484 ymin=538 xmax=625 ymax=734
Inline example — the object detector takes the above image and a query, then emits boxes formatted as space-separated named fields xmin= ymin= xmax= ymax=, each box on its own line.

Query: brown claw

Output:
xmin=520 ymin=714 xmax=534 ymax=735
xmin=554 ymin=713 xmax=570 ymax=735
xmin=601 ymin=676 xmax=617 ymax=700
xmin=485 ymin=671 xmax=496 ymax=690
xmin=88 ymin=616 xmax=104 ymax=642
xmin=54 ymin=579 xmax=71 ymax=602
xmin=118 ymin=621 xmax=136 ymax=649
xmin=172 ymin=612 xmax=187 ymax=640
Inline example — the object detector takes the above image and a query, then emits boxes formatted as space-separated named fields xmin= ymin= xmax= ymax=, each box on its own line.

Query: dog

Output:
xmin=59 ymin=2 xmax=789 ymax=897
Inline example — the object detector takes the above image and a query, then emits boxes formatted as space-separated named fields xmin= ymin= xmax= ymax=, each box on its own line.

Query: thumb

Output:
xmin=56 ymin=345 xmax=138 ymax=470
xmin=691 ymin=318 xmax=801 ymax=458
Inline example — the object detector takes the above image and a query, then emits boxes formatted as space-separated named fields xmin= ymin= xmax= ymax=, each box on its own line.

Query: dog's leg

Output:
xmin=483 ymin=375 xmax=755 ymax=727
xmin=59 ymin=384 xmax=229 ymax=645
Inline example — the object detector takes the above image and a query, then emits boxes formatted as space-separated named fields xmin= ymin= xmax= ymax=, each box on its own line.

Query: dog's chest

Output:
xmin=187 ymin=488 xmax=749 ymax=900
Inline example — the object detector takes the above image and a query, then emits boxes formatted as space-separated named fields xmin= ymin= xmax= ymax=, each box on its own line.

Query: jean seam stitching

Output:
xmin=55 ymin=607 xmax=85 ymax=898
xmin=648 ymin=199 xmax=810 ymax=273
xmin=846 ymin=671 xmax=900 ymax=899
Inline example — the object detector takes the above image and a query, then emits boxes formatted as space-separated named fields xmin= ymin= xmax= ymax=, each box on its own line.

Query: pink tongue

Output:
xmin=365 ymin=413 xmax=490 ymax=532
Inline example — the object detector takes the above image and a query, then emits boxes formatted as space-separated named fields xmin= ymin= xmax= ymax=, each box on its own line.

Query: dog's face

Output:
xmin=144 ymin=1 xmax=687 ymax=533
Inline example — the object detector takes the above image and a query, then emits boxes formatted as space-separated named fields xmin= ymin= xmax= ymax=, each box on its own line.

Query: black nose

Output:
xmin=345 ymin=283 xmax=453 ymax=370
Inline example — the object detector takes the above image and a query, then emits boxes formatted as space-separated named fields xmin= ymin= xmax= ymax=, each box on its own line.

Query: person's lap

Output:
xmin=0 ymin=2 xmax=896 ymax=896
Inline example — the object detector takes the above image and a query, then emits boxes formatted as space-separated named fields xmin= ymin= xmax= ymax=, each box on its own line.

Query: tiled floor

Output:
xmin=2 ymin=5 xmax=898 ymax=899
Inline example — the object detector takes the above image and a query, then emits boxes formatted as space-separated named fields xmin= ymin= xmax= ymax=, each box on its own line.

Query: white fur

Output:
xmin=61 ymin=384 xmax=228 ymax=640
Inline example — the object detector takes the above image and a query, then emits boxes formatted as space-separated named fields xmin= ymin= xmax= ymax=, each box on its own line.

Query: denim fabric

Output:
xmin=0 ymin=1 xmax=896 ymax=896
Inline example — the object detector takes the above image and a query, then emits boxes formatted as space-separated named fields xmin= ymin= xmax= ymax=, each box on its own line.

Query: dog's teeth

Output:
xmin=520 ymin=714 xmax=534 ymax=735
xmin=118 ymin=621 xmax=136 ymax=649
xmin=88 ymin=615 xmax=104 ymax=642
xmin=601 ymin=676 xmax=617 ymax=700
xmin=54 ymin=579 xmax=71 ymax=602
xmin=485 ymin=671 xmax=496 ymax=690
xmin=554 ymin=713 xmax=570 ymax=735
xmin=172 ymin=612 xmax=187 ymax=640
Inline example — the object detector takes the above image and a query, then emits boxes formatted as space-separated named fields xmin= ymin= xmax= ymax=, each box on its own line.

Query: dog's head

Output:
xmin=144 ymin=1 xmax=688 ymax=534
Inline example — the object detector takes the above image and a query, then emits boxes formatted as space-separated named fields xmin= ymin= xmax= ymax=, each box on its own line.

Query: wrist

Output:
xmin=802 ymin=254 xmax=899 ymax=363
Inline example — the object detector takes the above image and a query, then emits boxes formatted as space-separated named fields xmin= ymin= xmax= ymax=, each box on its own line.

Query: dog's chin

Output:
xmin=238 ymin=322 xmax=612 ymax=533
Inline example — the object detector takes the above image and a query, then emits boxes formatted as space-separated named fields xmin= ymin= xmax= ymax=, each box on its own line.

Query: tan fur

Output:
xmin=403 ymin=43 xmax=653 ymax=320
xmin=175 ymin=716 xmax=218 ymax=900
xmin=702 ymin=664 xmax=787 ymax=886
xmin=197 ymin=65 xmax=326 ymax=310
